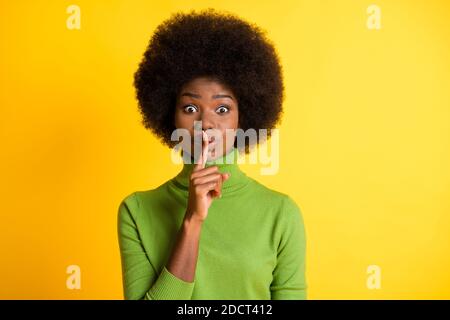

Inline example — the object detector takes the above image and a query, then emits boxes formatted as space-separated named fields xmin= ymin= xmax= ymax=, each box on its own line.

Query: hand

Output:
xmin=185 ymin=130 xmax=230 ymax=222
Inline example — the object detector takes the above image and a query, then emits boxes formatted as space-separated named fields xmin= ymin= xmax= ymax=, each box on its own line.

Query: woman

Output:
xmin=117 ymin=8 xmax=307 ymax=300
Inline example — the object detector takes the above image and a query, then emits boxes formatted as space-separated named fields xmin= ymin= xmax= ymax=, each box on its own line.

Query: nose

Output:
xmin=192 ymin=119 xmax=216 ymax=141
xmin=193 ymin=121 xmax=220 ymax=144
xmin=200 ymin=112 xmax=214 ymax=131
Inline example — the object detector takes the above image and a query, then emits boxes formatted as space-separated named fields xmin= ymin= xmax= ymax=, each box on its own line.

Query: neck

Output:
xmin=172 ymin=147 xmax=250 ymax=193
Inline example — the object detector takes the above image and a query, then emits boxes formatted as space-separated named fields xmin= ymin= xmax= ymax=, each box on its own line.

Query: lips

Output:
xmin=205 ymin=133 xmax=215 ymax=143
xmin=191 ymin=136 xmax=216 ymax=145
xmin=208 ymin=139 xmax=216 ymax=147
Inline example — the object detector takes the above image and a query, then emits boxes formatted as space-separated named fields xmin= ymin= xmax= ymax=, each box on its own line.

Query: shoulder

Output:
xmin=249 ymin=178 xmax=302 ymax=210
xmin=117 ymin=191 xmax=140 ymax=221
xmin=248 ymin=178 xmax=305 ymax=223
xmin=247 ymin=179 xmax=306 ymax=248
xmin=117 ymin=181 xmax=171 ymax=219
xmin=119 ymin=191 xmax=140 ymax=209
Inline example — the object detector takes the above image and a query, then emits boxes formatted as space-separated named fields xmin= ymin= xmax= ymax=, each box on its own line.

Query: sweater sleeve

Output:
xmin=117 ymin=192 xmax=196 ymax=300
xmin=270 ymin=196 xmax=308 ymax=300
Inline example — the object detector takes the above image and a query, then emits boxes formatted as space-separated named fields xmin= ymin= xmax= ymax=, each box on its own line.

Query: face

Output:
xmin=174 ymin=77 xmax=239 ymax=162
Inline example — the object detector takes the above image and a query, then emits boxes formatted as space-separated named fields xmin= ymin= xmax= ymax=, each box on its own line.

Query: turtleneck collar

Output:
xmin=171 ymin=147 xmax=250 ymax=193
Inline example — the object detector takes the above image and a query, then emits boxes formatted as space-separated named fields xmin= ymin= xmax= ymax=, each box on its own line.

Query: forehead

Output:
xmin=180 ymin=77 xmax=234 ymax=96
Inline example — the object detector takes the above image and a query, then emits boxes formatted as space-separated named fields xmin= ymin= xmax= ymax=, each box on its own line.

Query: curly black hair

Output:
xmin=133 ymin=8 xmax=284 ymax=154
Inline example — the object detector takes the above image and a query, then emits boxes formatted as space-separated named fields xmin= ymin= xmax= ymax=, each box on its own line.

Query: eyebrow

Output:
xmin=180 ymin=92 xmax=234 ymax=101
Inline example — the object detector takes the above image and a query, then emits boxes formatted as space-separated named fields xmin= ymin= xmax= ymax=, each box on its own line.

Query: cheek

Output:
xmin=225 ymin=111 xmax=239 ymax=128
xmin=219 ymin=116 xmax=239 ymax=138
xmin=219 ymin=129 xmax=237 ymax=144
xmin=174 ymin=112 xmax=190 ymax=129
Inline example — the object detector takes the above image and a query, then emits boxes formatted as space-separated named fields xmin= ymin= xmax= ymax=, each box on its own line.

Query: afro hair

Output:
xmin=133 ymin=8 xmax=284 ymax=154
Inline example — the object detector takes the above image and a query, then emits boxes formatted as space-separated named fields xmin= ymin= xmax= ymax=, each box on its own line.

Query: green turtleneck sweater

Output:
xmin=117 ymin=147 xmax=307 ymax=300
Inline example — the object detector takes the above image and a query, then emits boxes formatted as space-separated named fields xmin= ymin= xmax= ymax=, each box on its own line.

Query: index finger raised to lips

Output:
xmin=194 ymin=130 xmax=209 ymax=170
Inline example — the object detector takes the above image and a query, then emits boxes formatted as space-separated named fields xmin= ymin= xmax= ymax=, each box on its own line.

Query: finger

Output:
xmin=190 ymin=165 xmax=219 ymax=179
xmin=193 ymin=130 xmax=209 ymax=170
xmin=201 ymin=130 xmax=209 ymax=169
xmin=193 ymin=132 xmax=203 ymax=170
xmin=213 ymin=173 xmax=223 ymax=197
xmin=197 ymin=181 xmax=218 ymax=194
xmin=215 ymin=173 xmax=230 ymax=198
xmin=191 ymin=172 xmax=223 ymax=186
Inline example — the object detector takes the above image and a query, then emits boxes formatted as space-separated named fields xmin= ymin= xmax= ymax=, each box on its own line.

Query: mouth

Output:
xmin=207 ymin=139 xmax=217 ymax=149
xmin=191 ymin=135 xmax=218 ymax=146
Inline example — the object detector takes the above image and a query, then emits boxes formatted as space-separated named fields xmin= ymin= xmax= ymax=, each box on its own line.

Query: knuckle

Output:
xmin=194 ymin=187 xmax=202 ymax=196
xmin=190 ymin=173 xmax=197 ymax=181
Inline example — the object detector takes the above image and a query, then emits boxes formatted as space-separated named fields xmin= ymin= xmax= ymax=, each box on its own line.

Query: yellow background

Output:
xmin=1 ymin=0 xmax=449 ymax=299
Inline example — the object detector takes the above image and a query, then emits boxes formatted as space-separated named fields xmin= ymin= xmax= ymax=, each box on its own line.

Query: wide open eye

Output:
xmin=216 ymin=105 xmax=230 ymax=114
xmin=183 ymin=104 xmax=198 ymax=113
